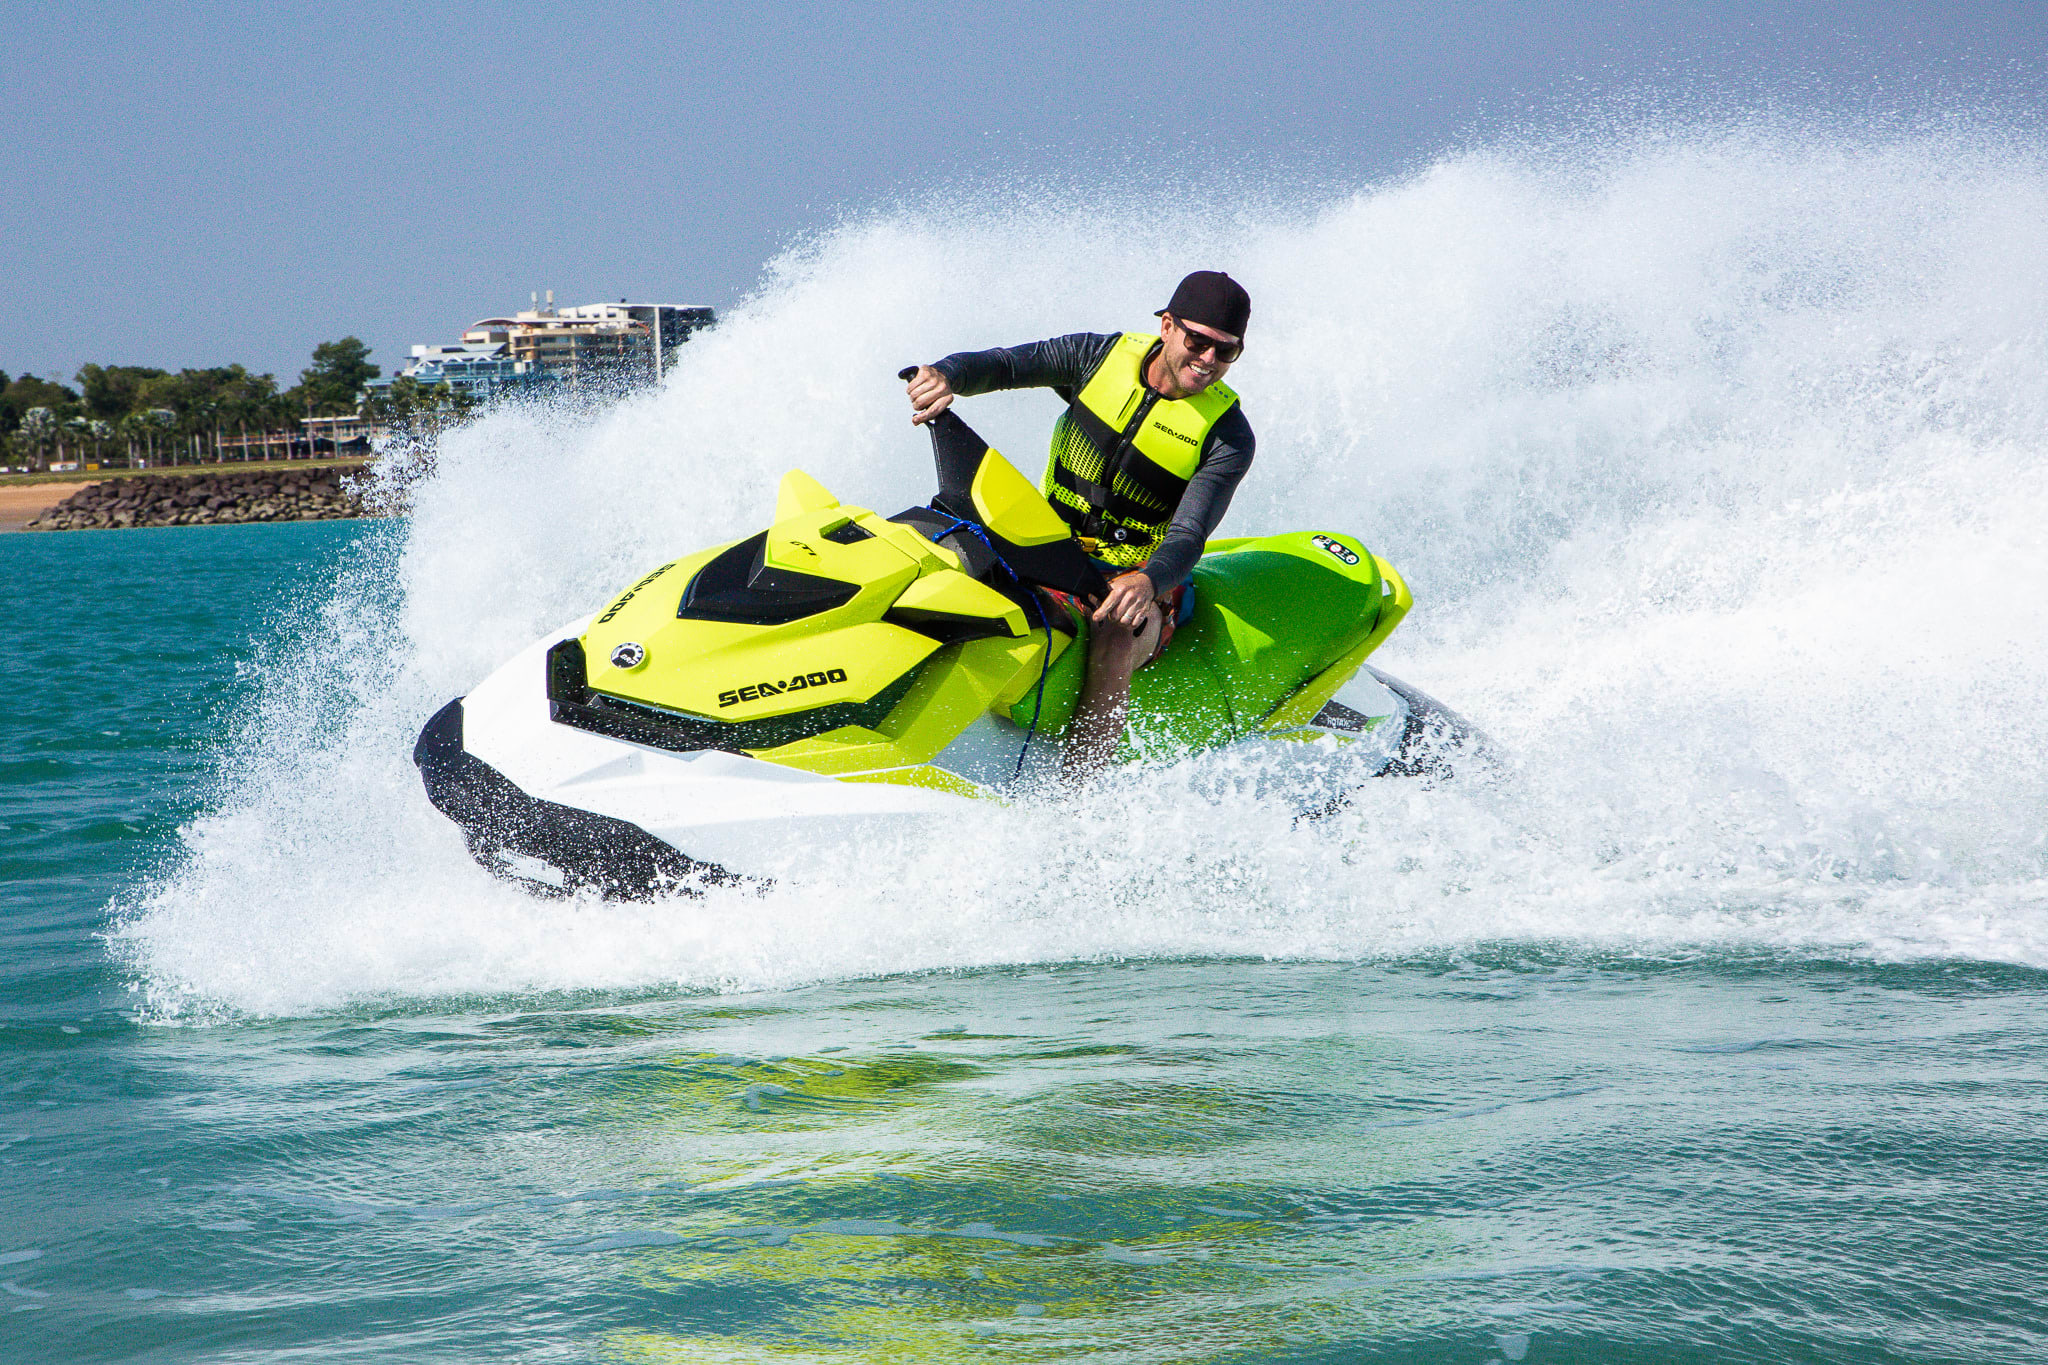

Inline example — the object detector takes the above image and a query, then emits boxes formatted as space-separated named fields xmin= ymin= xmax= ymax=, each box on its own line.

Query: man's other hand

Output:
xmin=906 ymin=366 xmax=955 ymax=424
xmin=1092 ymin=572 xmax=1157 ymax=632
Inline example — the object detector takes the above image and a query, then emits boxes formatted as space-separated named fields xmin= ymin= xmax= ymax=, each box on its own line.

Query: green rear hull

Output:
xmin=1012 ymin=532 xmax=1405 ymax=759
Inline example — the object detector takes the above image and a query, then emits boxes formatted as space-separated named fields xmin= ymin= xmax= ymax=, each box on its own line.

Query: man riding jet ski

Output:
xmin=413 ymin=402 xmax=1477 ymax=900
xmin=904 ymin=270 xmax=1257 ymax=779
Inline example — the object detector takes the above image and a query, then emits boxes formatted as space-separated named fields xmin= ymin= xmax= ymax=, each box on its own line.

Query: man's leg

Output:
xmin=1062 ymin=596 xmax=1166 ymax=782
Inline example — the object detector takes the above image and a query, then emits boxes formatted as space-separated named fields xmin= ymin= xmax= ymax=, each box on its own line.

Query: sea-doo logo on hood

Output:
xmin=1311 ymin=534 xmax=1360 ymax=566
xmin=719 ymin=667 xmax=848 ymax=708
xmin=596 ymin=561 xmax=677 ymax=625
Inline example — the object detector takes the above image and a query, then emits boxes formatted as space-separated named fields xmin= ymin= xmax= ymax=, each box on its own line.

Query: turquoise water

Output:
xmin=11 ymin=124 xmax=2048 ymax=1360
xmin=7 ymin=513 xmax=2047 ymax=1365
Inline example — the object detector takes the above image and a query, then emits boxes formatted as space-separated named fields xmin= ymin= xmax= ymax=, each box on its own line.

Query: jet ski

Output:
xmin=414 ymin=408 xmax=1478 ymax=898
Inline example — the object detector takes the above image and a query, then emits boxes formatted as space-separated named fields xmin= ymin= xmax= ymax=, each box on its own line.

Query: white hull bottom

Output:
xmin=416 ymin=618 xmax=1476 ymax=898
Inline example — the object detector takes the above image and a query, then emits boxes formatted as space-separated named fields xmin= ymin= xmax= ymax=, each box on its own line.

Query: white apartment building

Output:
xmin=460 ymin=294 xmax=715 ymax=387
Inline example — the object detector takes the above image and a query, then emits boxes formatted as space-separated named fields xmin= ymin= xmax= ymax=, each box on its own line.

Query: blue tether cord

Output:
xmin=923 ymin=510 xmax=1055 ymax=782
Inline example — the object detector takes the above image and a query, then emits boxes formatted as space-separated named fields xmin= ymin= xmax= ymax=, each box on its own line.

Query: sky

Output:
xmin=1 ymin=1 xmax=2041 ymax=387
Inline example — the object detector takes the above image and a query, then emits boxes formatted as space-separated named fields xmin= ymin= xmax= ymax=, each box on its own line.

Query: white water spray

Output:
xmin=115 ymin=120 xmax=2048 ymax=1016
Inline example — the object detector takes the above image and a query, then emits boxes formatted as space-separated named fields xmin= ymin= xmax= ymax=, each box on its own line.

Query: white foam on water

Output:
xmin=112 ymin=118 xmax=2048 ymax=1017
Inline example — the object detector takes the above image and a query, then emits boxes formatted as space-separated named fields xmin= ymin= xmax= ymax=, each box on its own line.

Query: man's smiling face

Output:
xmin=1156 ymin=313 xmax=1239 ymax=398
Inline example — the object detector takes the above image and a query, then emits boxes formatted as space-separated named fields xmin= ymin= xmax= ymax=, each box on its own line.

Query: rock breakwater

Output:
xmin=24 ymin=468 xmax=375 ymax=531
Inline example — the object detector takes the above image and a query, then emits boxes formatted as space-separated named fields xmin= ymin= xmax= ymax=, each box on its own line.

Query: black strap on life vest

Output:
xmin=1050 ymin=497 xmax=1156 ymax=550
xmin=1055 ymin=395 xmax=1192 ymax=528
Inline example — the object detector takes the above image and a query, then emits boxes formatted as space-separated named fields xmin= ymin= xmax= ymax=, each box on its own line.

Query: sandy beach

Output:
xmin=0 ymin=482 xmax=94 ymax=531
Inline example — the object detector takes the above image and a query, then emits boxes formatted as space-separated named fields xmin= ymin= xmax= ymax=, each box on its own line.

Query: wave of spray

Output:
xmin=113 ymin=118 xmax=2048 ymax=1017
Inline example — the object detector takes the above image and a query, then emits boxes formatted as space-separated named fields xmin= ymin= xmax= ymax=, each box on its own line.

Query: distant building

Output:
xmin=360 ymin=293 xmax=716 ymax=418
xmin=301 ymin=413 xmax=377 ymax=454
xmin=459 ymin=294 xmax=715 ymax=388
xmin=363 ymin=342 xmax=536 ymax=404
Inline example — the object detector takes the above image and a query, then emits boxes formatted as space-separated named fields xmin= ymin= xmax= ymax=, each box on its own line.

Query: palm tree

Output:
xmin=20 ymin=407 xmax=56 ymax=472
xmin=119 ymin=411 xmax=148 ymax=465
xmin=146 ymin=408 xmax=178 ymax=466
xmin=181 ymin=393 xmax=215 ymax=465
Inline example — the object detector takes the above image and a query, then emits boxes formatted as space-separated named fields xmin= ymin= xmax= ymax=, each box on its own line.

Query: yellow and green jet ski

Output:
xmin=414 ymin=409 xmax=1475 ymax=897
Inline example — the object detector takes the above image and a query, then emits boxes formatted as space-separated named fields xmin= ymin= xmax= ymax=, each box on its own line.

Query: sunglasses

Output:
xmin=1170 ymin=316 xmax=1241 ymax=363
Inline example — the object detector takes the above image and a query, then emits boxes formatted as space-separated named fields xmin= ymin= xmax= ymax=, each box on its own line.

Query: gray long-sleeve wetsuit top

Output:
xmin=930 ymin=331 xmax=1255 ymax=590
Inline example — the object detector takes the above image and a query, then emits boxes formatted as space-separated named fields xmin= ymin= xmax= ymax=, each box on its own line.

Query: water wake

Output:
xmin=115 ymin=118 xmax=2048 ymax=1016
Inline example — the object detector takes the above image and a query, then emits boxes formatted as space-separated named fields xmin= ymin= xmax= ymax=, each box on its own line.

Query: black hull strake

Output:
xmin=413 ymin=698 xmax=744 ymax=900
xmin=546 ymin=637 xmax=915 ymax=757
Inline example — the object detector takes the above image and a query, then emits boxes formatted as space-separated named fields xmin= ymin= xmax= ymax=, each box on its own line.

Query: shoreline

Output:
xmin=0 ymin=482 xmax=92 ymax=531
xmin=3 ymin=458 xmax=376 ymax=532
xmin=0 ymin=455 xmax=369 ymax=488
xmin=19 ymin=466 xmax=381 ymax=532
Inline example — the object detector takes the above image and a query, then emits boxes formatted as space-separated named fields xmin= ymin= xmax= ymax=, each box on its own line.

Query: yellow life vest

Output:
xmin=1042 ymin=332 xmax=1240 ymax=568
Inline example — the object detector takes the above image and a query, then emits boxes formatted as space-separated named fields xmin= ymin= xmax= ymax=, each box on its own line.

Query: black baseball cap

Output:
xmin=1156 ymin=270 xmax=1251 ymax=339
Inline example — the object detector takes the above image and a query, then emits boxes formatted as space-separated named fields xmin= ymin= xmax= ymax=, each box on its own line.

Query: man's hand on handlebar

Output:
xmin=905 ymin=365 xmax=955 ymax=425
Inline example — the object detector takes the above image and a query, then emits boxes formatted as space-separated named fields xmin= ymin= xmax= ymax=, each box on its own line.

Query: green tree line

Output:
xmin=1 ymin=338 xmax=387 ymax=472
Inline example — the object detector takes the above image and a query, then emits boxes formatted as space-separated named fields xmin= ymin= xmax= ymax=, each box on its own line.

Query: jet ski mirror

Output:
xmin=897 ymin=366 xmax=1109 ymax=601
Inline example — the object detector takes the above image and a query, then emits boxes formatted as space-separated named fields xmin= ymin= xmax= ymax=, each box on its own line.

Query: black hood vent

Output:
xmin=677 ymin=532 xmax=859 ymax=626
